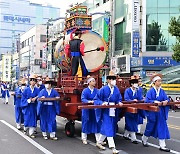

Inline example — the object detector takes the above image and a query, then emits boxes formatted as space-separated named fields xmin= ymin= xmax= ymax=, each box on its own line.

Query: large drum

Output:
xmin=54 ymin=30 xmax=108 ymax=73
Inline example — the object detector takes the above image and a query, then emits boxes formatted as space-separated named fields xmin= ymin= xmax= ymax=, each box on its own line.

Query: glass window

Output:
xmin=170 ymin=7 xmax=180 ymax=13
xmin=147 ymin=14 xmax=158 ymax=25
xmin=170 ymin=0 xmax=180 ymax=7
xmin=40 ymin=35 xmax=46 ymax=42
xmin=158 ymin=7 xmax=169 ymax=13
xmin=40 ymin=50 xmax=43 ymax=58
xmin=158 ymin=0 xmax=169 ymax=7
xmin=158 ymin=14 xmax=169 ymax=30
xmin=147 ymin=7 xmax=158 ymax=14
xmin=115 ymin=22 xmax=123 ymax=51
xmin=115 ymin=0 xmax=124 ymax=19
xmin=147 ymin=0 xmax=157 ymax=8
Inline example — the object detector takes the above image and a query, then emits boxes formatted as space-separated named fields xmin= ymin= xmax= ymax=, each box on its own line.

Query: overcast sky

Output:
xmin=30 ymin=0 xmax=85 ymax=15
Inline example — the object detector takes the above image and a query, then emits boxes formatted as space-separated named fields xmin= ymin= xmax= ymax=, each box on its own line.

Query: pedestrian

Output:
xmin=37 ymin=77 xmax=60 ymax=140
xmin=21 ymin=74 xmax=39 ymax=138
xmin=95 ymin=71 xmax=122 ymax=154
xmin=142 ymin=74 xmax=170 ymax=152
xmin=1 ymin=81 xmax=10 ymax=104
xmin=123 ymin=76 xmax=144 ymax=144
xmin=65 ymin=29 xmax=88 ymax=76
xmin=14 ymin=78 xmax=26 ymax=129
xmin=81 ymin=75 xmax=102 ymax=145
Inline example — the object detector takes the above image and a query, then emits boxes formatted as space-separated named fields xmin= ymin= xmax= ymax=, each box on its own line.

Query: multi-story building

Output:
xmin=1 ymin=54 xmax=12 ymax=82
xmin=80 ymin=0 xmax=180 ymax=77
xmin=0 ymin=0 xmax=60 ymax=55
xmin=19 ymin=24 xmax=47 ymax=77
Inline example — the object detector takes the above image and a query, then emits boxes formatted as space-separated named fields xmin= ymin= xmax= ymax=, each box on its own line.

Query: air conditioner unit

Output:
xmin=111 ymin=55 xmax=130 ymax=74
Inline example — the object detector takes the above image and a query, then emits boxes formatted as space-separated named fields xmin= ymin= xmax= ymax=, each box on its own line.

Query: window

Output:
xmin=40 ymin=50 xmax=43 ymax=58
xmin=103 ymin=0 xmax=109 ymax=4
xmin=40 ymin=35 xmax=46 ymax=42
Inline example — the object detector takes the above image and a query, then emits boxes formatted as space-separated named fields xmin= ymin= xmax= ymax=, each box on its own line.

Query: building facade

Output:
xmin=0 ymin=0 xmax=60 ymax=55
xmin=79 ymin=0 xmax=180 ymax=77
xmin=19 ymin=24 xmax=47 ymax=77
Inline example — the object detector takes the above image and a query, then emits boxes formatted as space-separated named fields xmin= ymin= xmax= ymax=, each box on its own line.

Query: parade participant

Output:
xmin=36 ymin=76 xmax=45 ymax=91
xmin=1 ymin=81 xmax=10 ymax=104
xmin=137 ymin=77 xmax=146 ymax=135
xmin=65 ymin=29 xmax=88 ymax=76
xmin=37 ymin=77 xmax=60 ymax=140
xmin=81 ymin=75 xmax=101 ymax=144
xmin=21 ymin=74 xmax=39 ymax=138
xmin=123 ymin=76 xmax=144 ymax=143
xmin=14 ymin=79 xmax=26 ymax=129
xmin=142 ymin=74 xmax=170 ymax=152
xmin=95 ymin=71 xmax=122 ymax=154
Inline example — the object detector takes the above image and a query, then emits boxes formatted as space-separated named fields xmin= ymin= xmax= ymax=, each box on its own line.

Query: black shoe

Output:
xmin=136 ymin=132 xmax=143 ymax=136
xmin=142 ymin=141 xmax=149 ymax=147
xmin=123 ymin=136 xmax=130 ymax=140
xmin=159 ymin=147 xmax=170 ymax=152
xmin=132 ymin=140 xmax=138 ymax=144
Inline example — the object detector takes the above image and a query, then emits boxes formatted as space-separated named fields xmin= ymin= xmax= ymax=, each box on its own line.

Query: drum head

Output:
xmin=54 ymin=30 xmax=107 ymax=72
xmin=81 ymin=31 xmax=107 ymax=72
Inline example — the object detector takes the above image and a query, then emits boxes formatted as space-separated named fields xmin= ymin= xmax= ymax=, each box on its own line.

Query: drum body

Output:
xmin=54 ymin=30 xmax=108 ymax=73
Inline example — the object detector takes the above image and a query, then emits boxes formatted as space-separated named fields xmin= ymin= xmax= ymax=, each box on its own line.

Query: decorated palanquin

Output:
xmin=65 ymin=5 xmax=92 ymax=33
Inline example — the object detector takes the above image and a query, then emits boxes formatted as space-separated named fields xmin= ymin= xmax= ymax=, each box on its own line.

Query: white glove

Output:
xmin=102 ymin=102 xmax=108 ymax=106
xmin=27 ymin=99 xmax=31 ymax=103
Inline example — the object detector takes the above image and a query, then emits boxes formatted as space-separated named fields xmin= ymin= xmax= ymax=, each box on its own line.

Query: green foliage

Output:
xmin=146 ymin=21 xmax=168 ymax=51
xmin=168 ymin=16 xmax=180 ymax=62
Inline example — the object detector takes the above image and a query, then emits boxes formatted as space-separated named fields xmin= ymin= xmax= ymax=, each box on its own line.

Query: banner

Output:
xmin=42 ymin=45 xmax=47 ymax=69
xmin=103 ymin=17 xmax=110 ymax=43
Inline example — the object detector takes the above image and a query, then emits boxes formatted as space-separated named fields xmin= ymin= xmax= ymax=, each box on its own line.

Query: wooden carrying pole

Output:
xmin=38 ymin=97 xmax=62 ymax=102
xmin=65 ymin=100 xmax=145 ymax=107
xmin=78 ymin=102 xmax=180 ymax=111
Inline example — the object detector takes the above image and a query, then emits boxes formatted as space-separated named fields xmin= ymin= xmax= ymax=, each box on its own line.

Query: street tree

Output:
xmin=168 ymin=16 xmax=180 ymax=62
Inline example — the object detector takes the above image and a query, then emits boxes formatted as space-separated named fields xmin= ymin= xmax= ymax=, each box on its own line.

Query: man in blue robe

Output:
xmin=38 ymin=77 xmax=60 ymax=140
xmin=36 ymin=76 xmax=45 ymax=92
xmin=142 ymin=74 xmax=170 ymax=152
xmin=95 ymin=71 xmax=122 ymax=154
xmin=14 ymin=79 xmax=26 ymax=129
xmin=21 ymin=75 xmax=39 ymax=138
xmin=81 ymin=75 xmax=101 ymax=145
xmin=137 ymin=77 xmax=146 ymax=135
xmin=123 ymin=76 xmax=144 ymax=144
xmin=1 ymin=82 xmax=10 ymax=104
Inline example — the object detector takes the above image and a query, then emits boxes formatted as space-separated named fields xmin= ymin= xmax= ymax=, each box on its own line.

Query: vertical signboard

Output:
xmin=132 ymin=31 xmax=140 ymax=57
xmin=131 ymin=0 xmax=140 ymax=57
xmin=103 ymin=17 xmax=110 ymax=43
xmin=42 ymin=45 xmax=47 ymax=69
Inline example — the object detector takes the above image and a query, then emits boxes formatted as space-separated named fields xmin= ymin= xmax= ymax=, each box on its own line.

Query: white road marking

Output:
xmin=0 ymin=120 xmax=53 ymax=154
xmin=169 ymin=116 xmax=180 ymax=119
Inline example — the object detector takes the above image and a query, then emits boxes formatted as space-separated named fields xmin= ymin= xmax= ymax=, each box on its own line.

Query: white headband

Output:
xmin=87 ymin=77 xmax=95 ymax=84
xmin=152 ymin=76 xmax=162 ymax=82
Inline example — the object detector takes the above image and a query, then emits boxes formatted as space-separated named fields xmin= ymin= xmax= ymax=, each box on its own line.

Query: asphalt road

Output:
xmin=0 ymin=96 xmax=180 ymax=154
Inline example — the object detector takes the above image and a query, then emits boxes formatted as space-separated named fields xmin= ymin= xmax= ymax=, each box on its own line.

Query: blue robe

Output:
xmin=39 ymin=84 xmax=45 ymax=92
xmin=137 ymin=87 xmax=146 ymax=125
xmin=144 ymin=87 xmax=170 ymax=139
xmin=14 ymin=87 xmax=24 ymax=124
xmin=21 ymin=87 xmax=39 ymax=127
xmin=94 ymin=85 xmax=122 ymax=137
xmin=1 ymin=84 xmax=10 ymax=98
xmin=37 ymin=88 xmax=60 ymax=133
xmin=81 ymin=87 xmax=100 ymax=134
xmin=124 ymin=88 xmax=143 ymax=132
